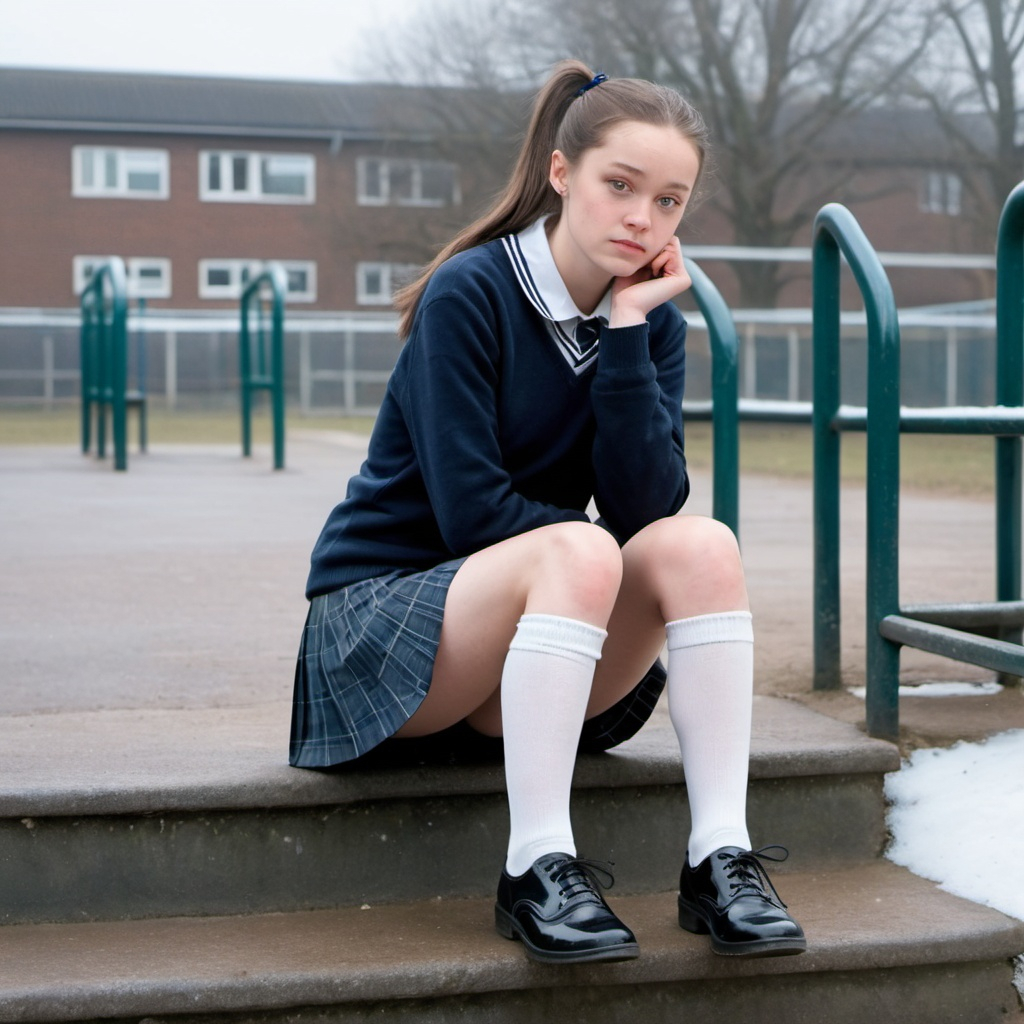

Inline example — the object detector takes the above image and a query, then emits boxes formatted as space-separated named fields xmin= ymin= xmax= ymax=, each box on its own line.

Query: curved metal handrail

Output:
xmin=79 ymin=257 xmax=130 ymax=470
xmin=812 ymin=203 xmax=901 ymax=738
xmin=240 ymin=263 xmax=289 ymax=470
xmin=684 ymin=256 xmax=741 ymax=539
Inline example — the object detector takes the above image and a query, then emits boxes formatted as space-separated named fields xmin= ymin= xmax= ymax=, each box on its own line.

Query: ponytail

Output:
xmin=394 ymin=59 xmax=709 ymax=339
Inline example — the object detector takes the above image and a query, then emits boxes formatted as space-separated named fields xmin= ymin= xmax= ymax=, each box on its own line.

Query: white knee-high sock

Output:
xmin=666 ymin=611 xmax=754 ymax=866
xmin=502 ymin=613 xmax=606 ymax=877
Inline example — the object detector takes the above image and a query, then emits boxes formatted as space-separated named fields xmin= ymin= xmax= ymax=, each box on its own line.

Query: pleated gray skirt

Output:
xmin=288 ymin=560 xmax=666 ymax=770
xmin=289 ymin=560 xmax=466 ymax=768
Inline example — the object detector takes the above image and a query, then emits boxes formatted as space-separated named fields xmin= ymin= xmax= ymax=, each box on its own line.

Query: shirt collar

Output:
xmin=504 ymin=216 xmax=613 ymax=325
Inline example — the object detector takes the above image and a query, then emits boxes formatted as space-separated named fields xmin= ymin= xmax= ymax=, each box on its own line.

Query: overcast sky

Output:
xmin=0 ymin=0 xmax=427 ymax=81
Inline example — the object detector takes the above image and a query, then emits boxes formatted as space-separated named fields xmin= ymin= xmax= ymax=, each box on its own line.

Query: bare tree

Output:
xmin=534 ymin=0 xmax=935 ymax=305
xmin=367 ymin=0 xmax=934 ymax=306
xmin=915 ymin=0 xmax=1024 ymax=246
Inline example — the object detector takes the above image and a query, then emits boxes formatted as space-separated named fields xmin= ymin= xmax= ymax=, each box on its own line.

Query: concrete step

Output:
xmin=1 ymin=862 xmax=1021 ymax=1024
xmin=0 ymin=697 xmax=898 ymax=924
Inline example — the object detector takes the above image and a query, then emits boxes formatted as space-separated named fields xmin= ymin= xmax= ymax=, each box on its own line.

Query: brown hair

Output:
xmin=394 ymin=59 xmax=710 ymax=339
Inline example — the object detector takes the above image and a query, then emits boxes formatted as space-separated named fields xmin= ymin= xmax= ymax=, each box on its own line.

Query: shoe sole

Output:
xmin=495 ymin=904 xmax=640 ymax=965
xmin=678 ymin=897 xmax=807 ymax=958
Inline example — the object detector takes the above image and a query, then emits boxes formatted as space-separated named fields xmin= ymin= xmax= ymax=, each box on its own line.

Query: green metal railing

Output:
xmin=812 ymin=192 xmax=1024 ymax=739
xmin=811 ymin=204 xmax=902 ymax=738
xmin=239 ymin=263 xmax=288 ymax=470
xmin=683 ymin=256 xmax=741 ymax=538
xmin=79 ymin=257 xmax=146 ymax=471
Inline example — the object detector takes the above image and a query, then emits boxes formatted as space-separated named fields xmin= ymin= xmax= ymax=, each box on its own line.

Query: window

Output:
xmin=357 ymin=158 xmax=460 ymax=207
xmin=74 ymin=256 xmax=172 ymax=299
xmin=200 ymin=151 xmax=315 ymax=203
xmin=199 ymin=259 xmax=317 ymax=301
xmin=357 ymin=262 xmax=420 ymax=305
xmin=920 ymin=171 xmax=962 ymax=216
xmin=72 ymin=147 xmax=169 ymax=199
xmin=281 ymin=263 xmax=317 ymax=301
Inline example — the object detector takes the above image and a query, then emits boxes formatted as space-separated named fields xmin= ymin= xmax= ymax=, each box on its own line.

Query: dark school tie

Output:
xmin=575 ymin=317 xmax=602 ymax=354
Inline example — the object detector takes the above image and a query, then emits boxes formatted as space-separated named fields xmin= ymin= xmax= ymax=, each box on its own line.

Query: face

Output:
xmin=548 ymin=120 xmax=701 ymax=297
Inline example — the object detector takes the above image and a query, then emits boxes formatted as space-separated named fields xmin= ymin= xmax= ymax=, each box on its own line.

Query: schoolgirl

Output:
xmin=291 ymin=59 xmax=806 ymax=964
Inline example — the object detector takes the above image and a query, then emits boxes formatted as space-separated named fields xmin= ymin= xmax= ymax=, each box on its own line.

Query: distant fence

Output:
xmin=0 ymin=305 xmax=999 ymax=413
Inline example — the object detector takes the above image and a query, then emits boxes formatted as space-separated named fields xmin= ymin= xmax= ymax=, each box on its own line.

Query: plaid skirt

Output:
xmin=289 ymin=561 xmax=666 ymax=769
xmin=289 ymin=561 xmax=466 ymax=768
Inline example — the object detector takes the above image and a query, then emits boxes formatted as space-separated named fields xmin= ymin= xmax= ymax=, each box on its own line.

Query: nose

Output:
xmin=623 ymin=203 xmax=651 ymax=231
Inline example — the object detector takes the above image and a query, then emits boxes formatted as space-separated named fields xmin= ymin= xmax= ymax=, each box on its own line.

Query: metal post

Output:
xmin=343 ymin=328 xmax=356 ymax=414
xmin=787 ymin=328 xmax=800 ymax=402
xmin=994 ymin=183 xmax=1024 ymax=676
xmin=239 ymin=263 xmax=288 ymax=468
xmin=812 ymin=204 xmax=903 ymax=737
xmin=240 ymin=303 xmax=253 ymax=458
xmin=80 ymin=305 xmax=93 ymax=453
xmin=299 ymin=331 xmax=312 ymax=414
xmin=945 ymin=326 xmax=957 ymax=407
xmin=271 ymin=284 xmax=286 ymax=471
xmin=108 ymin=267 xmax=129 ymax=471
xmin=743 ymin=322 xmax=757 ymax=399
xmin=165 ymin=330 xmax=178 ymax=410
xmin=684 ymin=256 xmax=740 ymax=539
xmin=812 ymin=221 xmax=843 ymax=691
xmin=43 ymin=335 xmax=54 ymax=408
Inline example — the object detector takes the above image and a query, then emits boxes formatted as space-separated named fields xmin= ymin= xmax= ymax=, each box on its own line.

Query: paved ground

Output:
xmin=1 ymin=431 xmax=1022 ymax=755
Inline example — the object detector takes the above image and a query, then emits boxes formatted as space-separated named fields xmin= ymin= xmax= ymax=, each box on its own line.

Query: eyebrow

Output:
xmin=609 ymin=161 xmax=691 ymax=192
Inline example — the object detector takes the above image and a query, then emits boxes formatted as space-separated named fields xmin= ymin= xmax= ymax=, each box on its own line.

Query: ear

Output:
xmin=549 ymin=150 xmax=570 ymax=197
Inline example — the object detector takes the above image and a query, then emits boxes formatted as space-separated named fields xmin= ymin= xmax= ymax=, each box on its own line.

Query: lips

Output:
xmin=612 ymin=239 xmax=646 ymax=255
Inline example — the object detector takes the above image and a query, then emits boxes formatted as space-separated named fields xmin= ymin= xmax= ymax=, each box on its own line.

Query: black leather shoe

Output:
xmin=678 ymin=846 xmax=807 ymax=957
xmin=495 ymin=852 xmax=640 ymax=964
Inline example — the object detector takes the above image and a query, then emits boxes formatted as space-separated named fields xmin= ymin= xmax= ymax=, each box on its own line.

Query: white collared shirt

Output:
xmin=501 ymin=216 xmax=612 ymax=375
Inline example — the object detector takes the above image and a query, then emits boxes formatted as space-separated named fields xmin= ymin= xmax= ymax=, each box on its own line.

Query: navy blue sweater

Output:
xmin=306 ymin=238 xmax=690 ymax=597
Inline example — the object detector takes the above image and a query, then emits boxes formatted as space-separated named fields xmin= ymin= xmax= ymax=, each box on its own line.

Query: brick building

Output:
xmin=0 ymin=65 xmax=999 ymax=315
xmin=0 ymin=67 xmax=510 ymax=313
xmin=0 ymin=67 xmax=1004 ymax=409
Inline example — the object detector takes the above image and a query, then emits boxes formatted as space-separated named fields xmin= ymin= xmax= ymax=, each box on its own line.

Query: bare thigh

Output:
xmin=395 ymin=514 xmax=748 ymax=738
xmin=394 ymin=521 xmax=623 ymax=738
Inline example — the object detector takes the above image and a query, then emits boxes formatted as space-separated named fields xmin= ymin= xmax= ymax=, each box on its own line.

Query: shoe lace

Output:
xmin=549 ymin=857 xmax=616 ymax=906
xmin=718 ymin=845 xmax=790 ymax=908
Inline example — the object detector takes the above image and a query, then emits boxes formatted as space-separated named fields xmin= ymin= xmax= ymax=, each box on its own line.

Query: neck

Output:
xmin=546 ymin=217 xmax=610 ymax=316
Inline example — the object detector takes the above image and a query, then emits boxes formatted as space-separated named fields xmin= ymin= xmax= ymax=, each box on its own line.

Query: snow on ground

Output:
xmin=884 ymin=723 xmax=1024 ymax=998
xmin=884 ymin=727 xmax=1024 ymax=923
xmin=850 ymin=681 xmax=1004 ymax=699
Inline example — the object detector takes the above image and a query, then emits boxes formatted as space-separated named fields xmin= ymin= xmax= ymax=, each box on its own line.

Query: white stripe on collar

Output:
xmin=502 ymin=216 xmax=612 ymax=374
xmin=503 ymin=216 xmax=613 ymax=323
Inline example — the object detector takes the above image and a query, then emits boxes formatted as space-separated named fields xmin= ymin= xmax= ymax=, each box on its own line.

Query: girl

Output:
xmin=291 ymin=59 xmax=806 ymax=965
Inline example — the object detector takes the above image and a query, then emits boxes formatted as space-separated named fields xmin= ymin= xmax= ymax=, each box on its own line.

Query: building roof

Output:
xmin=0 ymin=65 xmax=988 ymax=163
xmin=0 ymin=66 xmax=495 ymax=141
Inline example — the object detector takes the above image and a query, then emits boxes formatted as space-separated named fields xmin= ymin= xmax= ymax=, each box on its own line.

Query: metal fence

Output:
xmin=0 ymin=305 xmax=998 ymax=414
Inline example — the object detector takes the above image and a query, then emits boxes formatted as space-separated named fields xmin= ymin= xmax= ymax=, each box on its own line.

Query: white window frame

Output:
xmin=920 ymin=171 xmax=962 ymax=216
xmin=72 ymin=146 xmax=169 ymax=199
xmin=199 ymin=259 xmax=317 ymax=302
xmin=357 ymin=262 xmax=420 ymax=305
xmin=74 ymin=256 xmax=172 ymax=299
xmin=279 ymin=261 xmax=317 ymax=302
xmin=198 ymin=259 xmax=263 ymax=299
xmin=199 ymin=151 xmax=315 ymax=204
xmin=356 ymin=157 xmax=460 ymax=207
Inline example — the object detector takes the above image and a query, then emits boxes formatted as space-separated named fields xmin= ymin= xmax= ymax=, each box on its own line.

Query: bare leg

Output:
xmin=396 ymin=520 xmax=623 ymax=738
xmin=586 ymin=515 xmax=756 ymax=861
xmin=590 ymin=514 xmax=749 ymax=716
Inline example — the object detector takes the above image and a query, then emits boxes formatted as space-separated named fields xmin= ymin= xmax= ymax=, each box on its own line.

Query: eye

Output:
xmin=609 ymin=179 xmax=629 ymax=192
xmin=658 ymin=196 xmax=681 ymax=209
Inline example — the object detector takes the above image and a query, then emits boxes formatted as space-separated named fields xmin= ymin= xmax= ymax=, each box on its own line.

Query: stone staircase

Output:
xmin=1 ymin=696 xmax=1022 ymax=1023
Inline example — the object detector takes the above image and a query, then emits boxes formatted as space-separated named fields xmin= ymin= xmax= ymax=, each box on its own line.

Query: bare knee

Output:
xmin=524 ymin=521 xmax=623 ymax=623
xmin=626 ymin=515 xmax=747 ymax=619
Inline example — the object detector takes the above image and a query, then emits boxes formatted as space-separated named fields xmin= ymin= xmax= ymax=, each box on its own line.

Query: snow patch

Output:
xmin=885 ymin=729 xmax=1024 ymax=922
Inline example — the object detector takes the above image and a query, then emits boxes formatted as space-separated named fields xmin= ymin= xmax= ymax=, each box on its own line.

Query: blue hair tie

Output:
xmin=576 ymin=73 xmax=608 ymax=97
